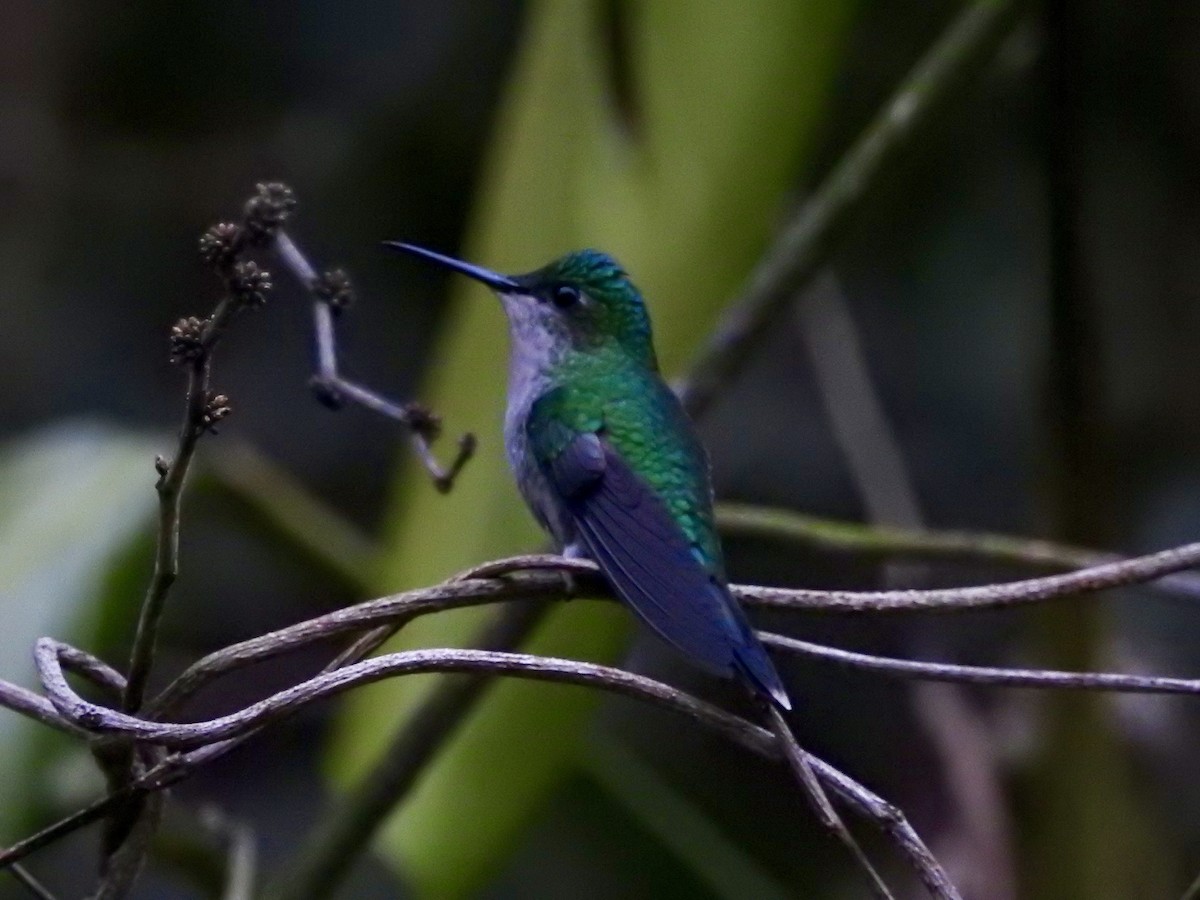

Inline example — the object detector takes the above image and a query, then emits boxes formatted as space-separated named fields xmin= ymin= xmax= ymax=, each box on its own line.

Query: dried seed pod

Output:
xmin=243 ymin=182 xmax=297 ymax=244
xmin=169 ymin=316 xmax=207 ymax=362
xmin=199 ymin=222 xmax=242 ymax=270
xmin=315 ymin=268 xmax=354 ymax=311
xmin=200 ymin=392 xmax=233 ymax=433
xmin=230 ymin=260 xmax=272 ymax=307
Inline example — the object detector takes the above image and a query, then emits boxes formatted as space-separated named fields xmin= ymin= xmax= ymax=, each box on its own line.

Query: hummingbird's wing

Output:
xmin=529 ymin=401 xmax=790 ymax=710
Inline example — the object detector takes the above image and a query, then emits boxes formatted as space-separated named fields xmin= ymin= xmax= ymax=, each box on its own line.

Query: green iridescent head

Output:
xmin=513 ymin=250 xmax=653 ymax=357
xmin=387 ymin=243 xmax=657 ymax=367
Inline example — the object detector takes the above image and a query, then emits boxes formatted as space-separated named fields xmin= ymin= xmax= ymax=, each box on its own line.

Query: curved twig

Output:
xmin=140 ymin=538 xmax=1200 ymax=724
xmin=271 ymin=601 xmax=553 ymax=900
xmin=0 ymin=679 xmax=85 ymax=738
xmin=144 ymin=571 xmax=575 ymax=720
xmin=24 ymin=635 xmax=962 ymax=898
xmin=39 ymin=639 xmax=767 ymax=754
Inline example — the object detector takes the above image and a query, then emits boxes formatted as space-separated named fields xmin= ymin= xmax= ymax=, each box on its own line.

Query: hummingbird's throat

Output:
xmin=500 ymin=291 xmax=573 ymax=380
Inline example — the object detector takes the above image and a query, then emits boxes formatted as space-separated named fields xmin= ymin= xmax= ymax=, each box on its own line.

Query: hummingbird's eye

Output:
xmin=551 ymin=284 xmax=582 ymax=309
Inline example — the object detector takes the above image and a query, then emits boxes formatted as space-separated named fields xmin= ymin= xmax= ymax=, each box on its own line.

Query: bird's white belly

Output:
xmin=504 ymin=369 xmax=576 ymax=548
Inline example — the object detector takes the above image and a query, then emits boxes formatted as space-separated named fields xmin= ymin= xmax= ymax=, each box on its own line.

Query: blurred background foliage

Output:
xmin=3 ymin=1 xmax=1200 ymax=898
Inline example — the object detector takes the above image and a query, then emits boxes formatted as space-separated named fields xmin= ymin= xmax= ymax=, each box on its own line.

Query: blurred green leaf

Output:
xmin=0 ymin=421 xmax=159 ymax=837
xmin=329 ymin=2 xmax=857 ymax=896
xmin=206 ymin=440 xmax=377 ymax=592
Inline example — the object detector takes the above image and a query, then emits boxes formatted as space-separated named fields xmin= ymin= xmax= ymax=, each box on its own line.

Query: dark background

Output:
xmin=4 ymin=2 xmax=1200 ymax=898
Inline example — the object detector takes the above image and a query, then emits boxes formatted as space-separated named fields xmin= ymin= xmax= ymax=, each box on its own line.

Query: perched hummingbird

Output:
xmin=387 ymin=243 xmax=791 ymax=711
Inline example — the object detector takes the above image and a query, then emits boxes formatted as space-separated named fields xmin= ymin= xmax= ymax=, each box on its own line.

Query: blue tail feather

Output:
xmin=730 ymin=622 xmax=792 ymax=711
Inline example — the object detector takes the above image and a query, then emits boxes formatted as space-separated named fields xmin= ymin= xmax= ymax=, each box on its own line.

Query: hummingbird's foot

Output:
xmin=450 ymin=554 xmax=594 ymax=585
xmin=558 ymin=543 xmax=590 ymax=596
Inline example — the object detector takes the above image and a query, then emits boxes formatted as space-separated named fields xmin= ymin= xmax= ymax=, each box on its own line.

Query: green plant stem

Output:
xmin=678 ymin=0 xmax=1028 ymax=418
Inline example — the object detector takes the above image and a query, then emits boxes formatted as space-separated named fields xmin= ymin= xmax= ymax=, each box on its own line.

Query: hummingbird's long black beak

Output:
xmin=383 ymin=242 xmax=521 ymax=292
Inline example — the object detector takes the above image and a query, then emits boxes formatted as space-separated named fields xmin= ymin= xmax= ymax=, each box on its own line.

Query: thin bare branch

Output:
xmin=0 ymin=752 xmax=200 ymax=873
xmin=8 ymin=863 xmax=58 ymax=900
xmin=123 ymin=183 xmax=291 ymax=718
xmin=766 ymin=705 xmax=900 ymax=900
xmin=99 ymin=183 xmax=294 ymax=892
xmin=0 ymin=645 xmax=770 ymax=872
xmin=0 ymin=796 xmax=130 ymax=871
xmin=38 ymin=640 xmax=763 ymax=752
xmin=0 ymin=679 xmax=86 ymax=738
xmin=808 ymin=754 xmax=963 ymax=900
xmin=23 ymin=590 xmax=1181 ymax=878
xmin=144 ymin=570 xmax=577 ymax=721
xmin=58 ymin=644 xmax=126 ymax=698
xmin=271 ymin=230 xmax=475 ymax=492
xmin=20 ymin=631 xmax=971 ymax=897
xmin=10 ymin=536 xmax=1182 ymax=871
xmin=741 ymin=539 xmax=1200 ymax=613
xmin=763 ymin=633 xmax=1200 ymax=696
xmin=147 ymin=538 xmax=1200 ymax=725
xmin=16 ymin=566 xmax=1200 ymax=899
xmin=122 ymin=304 xmax=228 ymax=716
xmin=717 ymin=503 xmax=1200 ymax=603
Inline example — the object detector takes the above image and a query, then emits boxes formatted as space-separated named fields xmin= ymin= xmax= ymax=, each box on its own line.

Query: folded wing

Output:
xmin=540 ymin=427 xmax=791 ymax=710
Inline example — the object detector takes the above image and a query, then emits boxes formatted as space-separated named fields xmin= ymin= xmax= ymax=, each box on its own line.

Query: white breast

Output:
xmin=501 ymin=293 xmax=575 ymax=546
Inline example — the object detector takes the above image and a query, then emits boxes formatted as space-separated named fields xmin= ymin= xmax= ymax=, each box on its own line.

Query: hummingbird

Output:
xmin=386 ymin=243 xmax=791 ymax=711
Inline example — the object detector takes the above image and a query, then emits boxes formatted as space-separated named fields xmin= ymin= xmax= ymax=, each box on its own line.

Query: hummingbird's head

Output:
xmin=385 ymin=243 xmax=656 ymax=369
